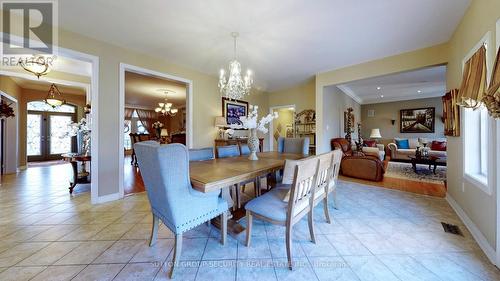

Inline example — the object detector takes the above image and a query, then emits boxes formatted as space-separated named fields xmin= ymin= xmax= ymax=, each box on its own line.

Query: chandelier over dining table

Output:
xmin=155 ymin=89 xmax=178 ymax=116
xmin=218 ymin=32 xmax=253 ymax=100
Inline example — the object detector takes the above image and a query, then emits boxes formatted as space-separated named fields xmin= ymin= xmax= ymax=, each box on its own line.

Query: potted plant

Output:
xmin=152 ymin=121 xmax=164 ymax=138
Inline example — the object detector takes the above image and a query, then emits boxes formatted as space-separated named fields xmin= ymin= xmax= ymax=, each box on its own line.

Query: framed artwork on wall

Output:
xmin=400 ymin=107 xmax=435 ymax=133
xmin=222 ymin=97 xmax=248 ymax=127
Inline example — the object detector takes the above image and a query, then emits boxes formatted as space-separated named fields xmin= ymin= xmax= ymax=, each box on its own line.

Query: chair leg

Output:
xmin=235 ymin=184 xmax=241 ymax=209
xmin=169 ymin=233 xmax=182 ymax=279
xmin=286 ymin=223 xmax=293 ymax=270
xmin=220 ymin=211 xmax=227 ymax=245
xmin=308 ymin=207 xmax=316 ymax=243
xmin=332 ymin=188 xmax=338 ymax=209
xmin=149 ymin=214 xmax=159 ymax=247
xmin=245 ymin=211 xmax=253 ymax=247
xmin=323 ymin=196 xmax=331 ymax=224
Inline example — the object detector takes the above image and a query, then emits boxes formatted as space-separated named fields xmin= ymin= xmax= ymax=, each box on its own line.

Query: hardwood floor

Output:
xmin=124 ymin=156 xmax=145 ymax=195
xmin=339 ymin=158 xmax=447 ymax=198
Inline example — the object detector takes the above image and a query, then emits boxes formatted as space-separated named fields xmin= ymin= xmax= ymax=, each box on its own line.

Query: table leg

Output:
xmin=412 ymin=161 xmax=417 ymax=172
xmin=433 ymin=163 xmax=437 ymax=174
xmin=69 ymin=161 xmax=78 ymax=194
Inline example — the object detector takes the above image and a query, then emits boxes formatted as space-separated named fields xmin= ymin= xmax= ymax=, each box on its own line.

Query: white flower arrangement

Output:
xmin=152 ymin=121 xmax=164 ymax=129
xmin=225 ymin=128 xmax=235 ymax=137
xmin=229 ymin=105 xmax=278 ymax=134
xmin=68 ymin=118 xmax=90 ymax=137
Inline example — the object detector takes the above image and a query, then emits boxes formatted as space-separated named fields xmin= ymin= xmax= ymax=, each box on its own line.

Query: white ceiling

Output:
xmin=58 ymin=0 xmax=470 ymax=91
xmin=337 ymin=65 xmax=447 ymax=104
xmin=125 ymin=71 xmax=187 ymax=109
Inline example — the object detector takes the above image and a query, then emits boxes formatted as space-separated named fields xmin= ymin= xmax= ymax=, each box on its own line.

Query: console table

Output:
xmin=62 ymin=153 xmax=91 ymax=194
xmin=215 ymin=138 xmax=264 ymax=153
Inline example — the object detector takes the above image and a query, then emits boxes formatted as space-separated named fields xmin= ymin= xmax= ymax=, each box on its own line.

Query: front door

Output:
xmin=27 ymin=101 xmax=77 ymax=162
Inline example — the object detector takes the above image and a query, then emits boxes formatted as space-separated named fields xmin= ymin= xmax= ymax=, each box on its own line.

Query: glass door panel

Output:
xmin=27 ymin=114 xmax=42 ymax=157
xmin=49 ymin=115 xmax=74 ymax=155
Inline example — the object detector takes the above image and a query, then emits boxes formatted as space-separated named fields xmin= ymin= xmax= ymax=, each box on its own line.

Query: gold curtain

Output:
xmin=458 ymin=45 xmax=487 ymax=109
xmin=442 ymin=89 xmax=460 ymax=136
xmin=483 ymin=47 xmax=500 ymax=118
xmin=124 ymin=107 xmax=135 ymax=119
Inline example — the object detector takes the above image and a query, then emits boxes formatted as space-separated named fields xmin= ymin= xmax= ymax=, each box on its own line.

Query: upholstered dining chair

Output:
xmin=245 ymin=156 xmax=320 ymax=269
xmin=277 ymin=137 xmax=310 ymax=155
xmin=189 ymin=147 xmax=215 ymax=161
xmin=134 ymin=142 xmax=228 ymax=278
xmin=239 ymin=143 xmax=251 ymax=155
xmin=216 ymin=144 xmax=241 ymax=158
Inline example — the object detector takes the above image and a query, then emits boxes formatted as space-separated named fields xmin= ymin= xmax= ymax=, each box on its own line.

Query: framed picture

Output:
xmin=400 ymin=107 xmax=435 ymax=133
xmin=222 ymin=97 xmax=248 ymax=127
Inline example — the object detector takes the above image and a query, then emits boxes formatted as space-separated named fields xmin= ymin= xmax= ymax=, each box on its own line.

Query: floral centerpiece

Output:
xmin=230 ymin=105 xmax=278 ymax=160
xmin=152 ymin=121 xmax=164 ymax=138
xmin=0 ymin=100 xmax=15 ymax=119
xmin=68 ymin=118 xmax=91 ymax=156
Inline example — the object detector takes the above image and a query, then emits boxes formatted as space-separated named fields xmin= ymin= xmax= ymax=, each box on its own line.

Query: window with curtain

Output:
xmin=462 ymin=33 xmax=491 ymax=193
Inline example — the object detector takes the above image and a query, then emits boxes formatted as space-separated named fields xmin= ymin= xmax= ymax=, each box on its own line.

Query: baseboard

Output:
xmin=446 ymin=193 xmax=496 ymax=265
xmin=92 ymin=192 xmax=123 ymax=204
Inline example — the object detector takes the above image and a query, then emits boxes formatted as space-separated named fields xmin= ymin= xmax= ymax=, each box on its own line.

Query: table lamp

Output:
xmin=370 ymin=128 xmax=382 ymax=139
xmin=215 ymin=116 xmax=227 ymax=139
xmin=160 ymin=128 xmax=169 ymax=137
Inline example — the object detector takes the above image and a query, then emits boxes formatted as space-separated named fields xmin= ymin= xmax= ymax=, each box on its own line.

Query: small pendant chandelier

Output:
xmin=155 ymin=90 xmax=178 ymax=116
xmin=218 ymin=32 xmax=253 ymax=100
xmin=45 ymin=83 xmax=66 ymax=108
xmin=19 ymin=55 xmax=51 ymax=79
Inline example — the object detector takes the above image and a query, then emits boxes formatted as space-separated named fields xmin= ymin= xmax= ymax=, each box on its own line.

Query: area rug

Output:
xmin=385 ymin=161 xmax=447 ymax=184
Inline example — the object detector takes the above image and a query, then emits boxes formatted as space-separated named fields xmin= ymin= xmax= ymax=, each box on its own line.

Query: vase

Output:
xmin=247 ymin=128 xmax=259 ymax=160
xmin=77 ymin=130 xmax=91 ymax=156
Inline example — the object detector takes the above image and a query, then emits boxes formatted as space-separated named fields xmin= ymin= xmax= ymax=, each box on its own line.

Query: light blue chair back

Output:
xmin=217 ymin=145 xmax=241 ymax=158
xmin=134 ymin=142 xmax=227 ymax=234
xmin=277 ymin=137 xmax=310 ymax=155
xmin=189 ymin=147 xmax=215 ymax=161
xmin=239 ymin=144 xmax=251 ymax=155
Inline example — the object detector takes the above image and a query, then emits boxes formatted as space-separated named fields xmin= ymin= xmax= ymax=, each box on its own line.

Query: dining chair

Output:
xmin=277 ymin=137 xmax=310 ymax=155
xmin=239 ymin=143 xmax=251 ymax=155
xmin=216 ymin=144 xmax=241 ymax=158
xmin=134 ymin=142 xmax=228 ymax=278
xmin=329 ymin=149 xmax=343 ymax=209
xmin=244 ymin=156 xmax=320 ymax=269
xmin=189 ymin=147 xmax=215 ymax=161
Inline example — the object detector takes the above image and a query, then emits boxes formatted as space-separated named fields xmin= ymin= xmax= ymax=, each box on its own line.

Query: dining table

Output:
xmin=189 ymin=151 xmax=307 ymax=234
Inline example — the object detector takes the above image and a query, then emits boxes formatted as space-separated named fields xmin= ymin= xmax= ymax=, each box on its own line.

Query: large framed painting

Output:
xmin=222 ymin=97 xmax=248 ymax=127
xmin=400 ymin=107 xmax=435 ymax=133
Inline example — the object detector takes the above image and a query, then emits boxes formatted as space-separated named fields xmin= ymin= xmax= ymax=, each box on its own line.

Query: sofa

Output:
xmin=387 ymin=138 xmax=447 ymax=161
xmin=331 ymin=138 xmax=385 ymax=181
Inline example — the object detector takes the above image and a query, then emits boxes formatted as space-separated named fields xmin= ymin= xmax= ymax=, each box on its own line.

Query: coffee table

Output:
xmin=408 ymin=155 xmax=439 ymax=174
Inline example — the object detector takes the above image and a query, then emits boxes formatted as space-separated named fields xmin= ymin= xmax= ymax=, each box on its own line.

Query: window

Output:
xmin=27 ymin=101 xmax=76 ymax=113
xmin=123 ymin=120 xmax=131 ymax=150
xmin=464 ymin=106 xmax=489 ymax=187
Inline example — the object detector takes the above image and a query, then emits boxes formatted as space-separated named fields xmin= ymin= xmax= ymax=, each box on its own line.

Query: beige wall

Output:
xmin=271 ymin=108 xmax=294 ymax=150
xmin=268 ymin=78 xmax=315 ymax=113
xmin=0 ymin=76 xmax=21 ymax=174
xmin=18 ymin=88 xmax=86 ymax=167
xmin=361 ymin=97 xmax=445 ymax=141
xmin=322 ymin=86 xmax=361 ymax=152
xmin=445 ymin=0 xmax=500 ymax=250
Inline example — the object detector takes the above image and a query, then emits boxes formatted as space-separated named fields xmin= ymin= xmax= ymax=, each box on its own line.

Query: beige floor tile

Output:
xmin=91 ymin=223 xmax=136 ymax=240
xmin=121 ymin=224 xmax=152 ymax=240
xmin=72 ymin=264 xmax=125 ymax=281
xmin=55 ymin=241 xmax=114 ymax=265
xmin=29 ymin=225 xmax=80 ymax=242
xmin=0 ymin=242 xmax=50 ymax=267
xmin=93 ymin=240 xmax=144 ymax=264
xmin=343 ymin=255 xmax=399 ymax=281
xmin=30 ymin=265 xmax=85 ymax=281
xmin=130 ymin=239 xmax=174 ymax=263
xmin=0 ymin=266 xmax=47 ymax=281
xmin=114 ymin=262 xmax=160 ymax=280
xmin=18 ymin=242 xmax=81 ymax=266
xmin=58 ymin=224 xmax=109 ymax=241
xmin=377 ymin=255 xmax=441 ymax=281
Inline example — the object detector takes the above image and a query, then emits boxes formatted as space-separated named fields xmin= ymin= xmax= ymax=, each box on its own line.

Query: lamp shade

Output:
xmin=215 ymin=116 xmax=227 ymax=127
xmin=370 ymin=128 xmax=382 ymax=139
xmin=160 ymin=128 xmax=169 ymax=137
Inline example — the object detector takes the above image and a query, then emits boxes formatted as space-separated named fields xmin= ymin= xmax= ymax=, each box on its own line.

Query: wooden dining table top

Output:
xmin=190 ymin=151 xmax=306 ymax=193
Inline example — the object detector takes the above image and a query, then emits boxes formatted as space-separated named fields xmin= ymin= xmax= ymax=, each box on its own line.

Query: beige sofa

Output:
xmin=387 ymin=138 xmax=447 ymax=161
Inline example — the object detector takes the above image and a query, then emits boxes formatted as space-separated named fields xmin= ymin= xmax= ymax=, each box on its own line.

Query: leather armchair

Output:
xmin=331 ymin=138 xmax=385 ymax=182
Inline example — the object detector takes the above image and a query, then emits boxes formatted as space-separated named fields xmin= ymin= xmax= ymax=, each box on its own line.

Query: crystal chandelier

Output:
xmin=155 ymin=90 xmax=178 ymax=116
xmin=218 ymin=32 xmax=253 ymax=100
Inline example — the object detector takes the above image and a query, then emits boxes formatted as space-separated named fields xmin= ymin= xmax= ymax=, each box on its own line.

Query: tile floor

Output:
xmin=1 ymin=164 xmax=500 ymax=281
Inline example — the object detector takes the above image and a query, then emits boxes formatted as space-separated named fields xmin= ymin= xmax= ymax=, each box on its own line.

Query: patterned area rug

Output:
xmin=385 ymin=161 xmax=447 ymax=184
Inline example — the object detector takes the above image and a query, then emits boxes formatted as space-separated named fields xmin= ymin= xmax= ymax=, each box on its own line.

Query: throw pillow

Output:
xmin=363 ymin=140 xmax=377 ymax=147
xmin=431 ymin=141 xmax=447 ymax=151
xmin=395 ymin=139 xmax=410 ymax=149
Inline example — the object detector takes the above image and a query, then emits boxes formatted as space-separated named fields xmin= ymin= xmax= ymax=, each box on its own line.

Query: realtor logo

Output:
xmin=1 ymin=0 xmax=58 ymax=55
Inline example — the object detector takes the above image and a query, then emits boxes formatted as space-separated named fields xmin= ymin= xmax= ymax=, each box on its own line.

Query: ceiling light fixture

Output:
xmin=380 ymin=95 xmax=384 ymax=98
xmin=218 ymin=32 xmax=253 ymax=100
xmin=417 ymin=90 xmax=422 ymax=93
xmin=376 ymin=87 xmax=381 ymax=90
xmin=19 ymin=55 xmax=52 ymax=79
xmin=155 ymin=89 xmax=178 ymax=116
xmin=45 ymin=83 xmax=66 ymax=108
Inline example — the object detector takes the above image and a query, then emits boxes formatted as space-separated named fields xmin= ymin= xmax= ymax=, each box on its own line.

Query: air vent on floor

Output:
xmin=441 ymin=222 xmax=463 ymax=236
